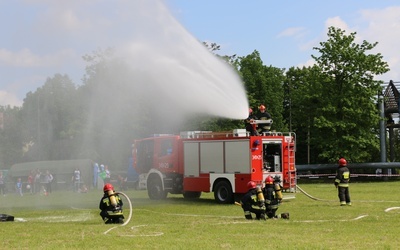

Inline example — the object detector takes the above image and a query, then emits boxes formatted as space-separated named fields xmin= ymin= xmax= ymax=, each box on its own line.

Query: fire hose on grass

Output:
xmin=104 ymin=185 xmax=132 ymax=226
xmin=116 ymin=192 xmax=132 ymax=226
xmin=296 ymin=185 xmax=332 ymax=201
xmin=103 ymin=191 xmax=132 ymax=235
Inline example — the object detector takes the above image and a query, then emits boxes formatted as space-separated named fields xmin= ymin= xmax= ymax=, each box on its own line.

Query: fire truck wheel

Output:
xmin=214 ymin=180 xmax=234 ymax=204
xmin=147 ymin=177 xmax=167 ymax=200
xmin=183 ymin=191 xmax=201 ymax=199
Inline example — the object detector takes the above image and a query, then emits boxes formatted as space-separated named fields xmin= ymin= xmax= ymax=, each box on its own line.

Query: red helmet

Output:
xmin=338 ymin=158 xmax=347 ymax=166
xmin=265 ymin=176 xmax=274 ymax=185
xmin=249 ymin=108 xmax=253 ymax=113
xmin=103 ymin=183 xmax=114 ymax=192
xmin=259 ymin=105 xmax=266 ymax=110
xmin=247 ymin=181 xmax=256 ymax=190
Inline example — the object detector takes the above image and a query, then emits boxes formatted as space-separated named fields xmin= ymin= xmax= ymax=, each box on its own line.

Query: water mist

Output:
xmin=8 ymin=0 xmax=251 ymax=211
xmin=106 ymin=0 xmax=249 ymax=122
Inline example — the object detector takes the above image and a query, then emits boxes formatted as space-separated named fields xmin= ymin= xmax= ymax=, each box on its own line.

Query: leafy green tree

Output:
xmin=309 ymin=27 xmax=389 ymax=163
xmin=0 ymin=106 xmax=24 ymax=168
xmin=20 ymin=74 xmax=79 ymax=161
xmin=284 ymin=65 xmax=326 ymax=164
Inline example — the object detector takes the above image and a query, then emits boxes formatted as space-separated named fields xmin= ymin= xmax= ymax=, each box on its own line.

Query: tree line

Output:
xmin=0 ymin=27 xmax=392 ymax=170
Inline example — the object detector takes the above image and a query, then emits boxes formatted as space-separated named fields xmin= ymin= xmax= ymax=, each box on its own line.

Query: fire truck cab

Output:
xmin=132 ymin=123 xmax=296 ymax=204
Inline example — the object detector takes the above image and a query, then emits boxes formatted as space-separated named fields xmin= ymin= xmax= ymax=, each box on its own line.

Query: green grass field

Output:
xmin=1 ymin=181 xmax=399 ymax=249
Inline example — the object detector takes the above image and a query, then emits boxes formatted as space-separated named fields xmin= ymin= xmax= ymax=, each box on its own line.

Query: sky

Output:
xmin=1 ymin=0 xmax=400 ymax=107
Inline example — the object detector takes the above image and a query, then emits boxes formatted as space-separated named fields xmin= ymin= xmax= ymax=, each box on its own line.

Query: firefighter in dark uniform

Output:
xmin=240 ymin=181 xmax=266 ymax=220
xmin=244 ymin=108 xmax=258 ymax=136
xmin=256 ymin=105 xmax=272 ymax=134
xmin=262 ymin=175 xmax=281 ymax=219
xmin=334 ymin=158 xmax=351 ymax=206
xmin=99 ymin=183 xmax=125 ymax=224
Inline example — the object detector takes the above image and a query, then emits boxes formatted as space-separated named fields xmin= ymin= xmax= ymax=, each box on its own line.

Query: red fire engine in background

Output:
xmin=132 ymin=120 xmax=296 ymax=204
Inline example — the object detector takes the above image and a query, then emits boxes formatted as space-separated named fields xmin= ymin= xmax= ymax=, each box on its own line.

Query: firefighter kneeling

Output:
xmin=99 ymin=183 xmax=125 ymax=224
xmin=263 ymin=176 xmax=289 ymax=220
xmin=240 ymin=181 xmax=266 ymax=220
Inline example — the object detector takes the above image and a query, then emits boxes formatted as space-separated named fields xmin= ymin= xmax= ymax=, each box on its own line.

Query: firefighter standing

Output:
xmin=244 ymin=108 xmax=258 ymax=136
xmin=334 ymin=158 xmax=351 ymax=206
xmin=240 ymin=181 xmax=266 ymax=220
xmin=256 ymin=105 xmax=272 ymax=134
xmin=262 ymin=176 xmax=282 ymax=219
xmin=99 ymin=183 xmax=125 ymax=224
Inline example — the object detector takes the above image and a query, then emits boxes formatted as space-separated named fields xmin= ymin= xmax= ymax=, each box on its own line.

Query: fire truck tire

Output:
xmin=183 ymin=191 xmax=201 ymax=199
xmin=147 ymin=177 xmax=167 ymax=200
xmin=214 ymin=180 xmax=234 ymax=204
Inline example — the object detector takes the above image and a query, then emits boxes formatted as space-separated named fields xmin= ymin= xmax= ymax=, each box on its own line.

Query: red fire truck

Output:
xmin=132 ymin=122 xmax=296 ymax=204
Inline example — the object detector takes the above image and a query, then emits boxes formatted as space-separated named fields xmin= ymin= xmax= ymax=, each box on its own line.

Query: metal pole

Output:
xmin=379 ymin=93 xmax=386 ymax=162
xmin=389 ymin=126 xmax=394 ymax=161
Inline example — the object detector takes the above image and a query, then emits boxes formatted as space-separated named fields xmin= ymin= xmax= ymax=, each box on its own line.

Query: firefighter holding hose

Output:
xmin=99 ymin=183 xmax=124 ymax=224
xmin=240 ymin=181 xmax=266 ymax=220
xmin=244 ymin=108 xmax=258 ymax=136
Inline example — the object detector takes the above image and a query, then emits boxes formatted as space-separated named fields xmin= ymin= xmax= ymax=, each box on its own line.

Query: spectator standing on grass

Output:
xmin=99 ymin=164 xmax=106 ymax=187
xmin=93 ymin=163 xmax=99 ymax=189
xmin=104 ymin=165 xmax=111 ymax=184
xmin=0 ymin=171 xmax=5 ymax=196
xmin=44 ymin=170 xmax=53 ymax=194
xmin=118 ymin=174 xmax=127 ymax=191
xmin=72 ymin=168 xmax=81 ymax=192
xmin=27 ymin=171 xmax=34 ymax=194
xmin=34 ymin=169 xmax=41 ymax=194
xmin=334 ymin=158 xmax=351 ymax=206
xmin=16 ymin=178 xmax=23 ymax=196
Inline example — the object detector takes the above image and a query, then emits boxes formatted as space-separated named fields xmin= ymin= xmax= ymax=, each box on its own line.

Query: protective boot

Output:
xmin=281 ymin=213 xmax=289 ymax=220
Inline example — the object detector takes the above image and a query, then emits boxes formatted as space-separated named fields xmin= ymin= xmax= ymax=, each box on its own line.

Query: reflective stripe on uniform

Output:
xmin=267 ymin=204 xmax=279 ymax=209
xmin=107 ymin=210 xmax=123 ymax=215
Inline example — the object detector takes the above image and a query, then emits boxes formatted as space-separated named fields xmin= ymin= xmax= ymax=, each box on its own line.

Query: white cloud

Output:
xmin=324 ymin=16 xmax=352 ymax=33
xmin=297 ymin=58 xmax=316 ymax=69
xmin=277 ymin=27 xmax=306 ymax=38
xmin=296 ymin=7 xmax=400 ymax=82
xmin=357 ymin=6 xmax=400 ymax=81
xmin=35 ymin=5 xmax=99 ymax=35
xmin=0 ymin=48 xmax=78 ymax=67
xmin=0 ymin=91 xmax=22 ymax=107
xmin=321 ymin=9 xmax=400 ymax=82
